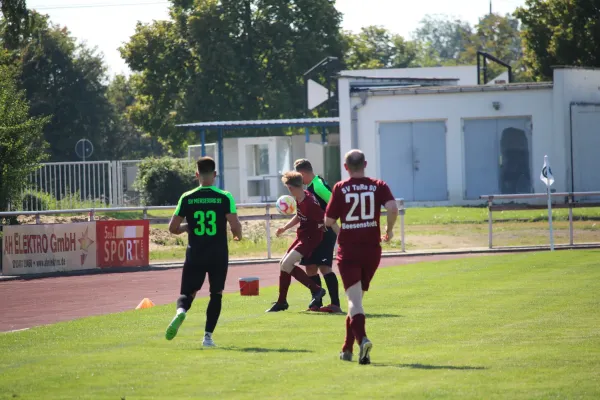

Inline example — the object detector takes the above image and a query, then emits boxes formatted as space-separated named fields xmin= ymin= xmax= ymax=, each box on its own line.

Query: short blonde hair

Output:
xmin=293 ymin=158 xmax=313 ymax=172
xmin=281 ymin=171 xmax=303 ymax=188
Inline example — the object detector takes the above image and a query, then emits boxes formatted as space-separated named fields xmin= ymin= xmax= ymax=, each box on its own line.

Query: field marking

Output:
xmin=2 ymin=328 xmax=30 ymax=334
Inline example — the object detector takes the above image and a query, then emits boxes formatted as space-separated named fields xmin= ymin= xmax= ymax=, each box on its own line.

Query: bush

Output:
xmin=21 ymin=190 xmax=55 ymax=211
xmin=134 ymin=157 xmax=196 ymax=206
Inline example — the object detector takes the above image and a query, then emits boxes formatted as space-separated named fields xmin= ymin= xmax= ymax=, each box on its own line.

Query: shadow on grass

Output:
xmin=372 ymin=363 xmax=486 ymax=370
xmin=298 ymin=312 xmax=402 ymax=319
xmin=218 ymin=346 xmax=313 ymax=354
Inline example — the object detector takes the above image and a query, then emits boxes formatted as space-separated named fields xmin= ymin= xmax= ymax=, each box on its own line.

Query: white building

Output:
xmin=337 ymin=66 xmax=600 ymax=205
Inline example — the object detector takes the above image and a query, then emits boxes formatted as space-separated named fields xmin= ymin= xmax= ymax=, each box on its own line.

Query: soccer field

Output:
xmin=1 ymin=251 xmax=599 ymax=399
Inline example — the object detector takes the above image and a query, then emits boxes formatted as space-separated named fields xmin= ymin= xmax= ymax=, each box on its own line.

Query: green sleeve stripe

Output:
xmin=225 ymin=192 xmax=237 ymax=214
xmin=174 ymin=194 xmax=185 ymax=216
xmin=313 ymin=177 xmax=332 ymax=202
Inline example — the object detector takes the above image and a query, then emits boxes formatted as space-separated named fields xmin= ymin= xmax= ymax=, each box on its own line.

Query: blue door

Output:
xmin=413 ymin=121 xmax=448 ymax=201
xmin=379 ymin=121 xmax=448 ymax=201
xmin=464 ymin=119 xmax=499 ymax=200
xmin=379 ymin=122 xmax=414 ymax=201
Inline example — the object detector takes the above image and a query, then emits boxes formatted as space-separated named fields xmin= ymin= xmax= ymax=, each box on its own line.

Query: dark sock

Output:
xmin=309 ymin=275 xmax=322 ymax=294
xmin=342 ymin=315 xmax=355 ymax=353
xmin=323 ymin=272 xmax=340 ymax=306
xmin=277 ymin=272 xmax=292 ymax=303
xmin=177 ymin=294 xmax=193 ymax=312
xmin=350 ymin=313 xmax=367 ymax=345
xmin=205 ymin=293 xmax=222 ymax=333
xmin=291 ymin=267 xmax=320 ymax=292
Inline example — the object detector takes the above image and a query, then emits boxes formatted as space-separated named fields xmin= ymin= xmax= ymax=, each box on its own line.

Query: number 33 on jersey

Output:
xmin=174 ymin=186 xmax=237 ymax=252
xmin=325 ymin=178 xmax=395 ymax=248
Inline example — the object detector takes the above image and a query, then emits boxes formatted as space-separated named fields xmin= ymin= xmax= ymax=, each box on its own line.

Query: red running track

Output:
xmin=0 ymin=253 xmax=489 ymax=332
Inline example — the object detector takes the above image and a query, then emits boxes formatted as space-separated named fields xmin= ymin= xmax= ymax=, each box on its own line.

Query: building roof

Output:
xmin=350 ymin=82 xmax=554 ymax=97
xmin=176 ymin=117 xmax=339 ymax=130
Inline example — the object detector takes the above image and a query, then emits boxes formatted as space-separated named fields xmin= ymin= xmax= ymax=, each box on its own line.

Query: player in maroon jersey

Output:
xmin=266 ymin=171 xmax=328 ymax=312
xmin=325 ymin=149 xmax=399 ymax=365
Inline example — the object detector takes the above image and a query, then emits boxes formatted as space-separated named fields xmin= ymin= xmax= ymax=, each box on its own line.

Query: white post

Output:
xmin=547 ymin=186 xmax=554 ymax=251
xmin=540 ymin=155 xmax=555 ymax=251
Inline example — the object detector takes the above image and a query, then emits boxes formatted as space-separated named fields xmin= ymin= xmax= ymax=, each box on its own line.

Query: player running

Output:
xmin=324 ymin=149 xmax=398 ymax=365
xmin=165 ymin=156 xmax=242 ymax=347
xmin=267 ymin=171 xmax=327 ymax=312
xmin=291 ymin=158 xmax=342 ymax=313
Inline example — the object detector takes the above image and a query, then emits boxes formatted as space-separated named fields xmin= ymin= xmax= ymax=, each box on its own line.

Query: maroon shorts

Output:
xmin=336 ymin=245 xmax=382 ymax=291
xmin=287 ymin=236 xmax=322 ymax=259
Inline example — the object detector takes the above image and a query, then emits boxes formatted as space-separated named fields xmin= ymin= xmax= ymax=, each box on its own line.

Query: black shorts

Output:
xmin=180 ymin=247 xmax=229 ymax=295
xmin=300 ymin=228 xmax=337 ymax=268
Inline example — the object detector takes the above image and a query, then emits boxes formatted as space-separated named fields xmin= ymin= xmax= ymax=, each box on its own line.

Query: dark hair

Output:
xmin=281 ymin=171 xmax=303 ymax=188
xmin=294 ymin=158 xmax=313 ymax=173
xmin=345 ymin=150 xmax=366 ymax=172
xmin=197 ymin=157 xmax=216 ymax=175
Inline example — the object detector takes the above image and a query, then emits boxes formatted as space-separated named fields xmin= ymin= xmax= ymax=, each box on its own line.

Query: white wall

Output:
xmin=349 ymin=88 xmax=554 ymax=203
xmin=340 ymin=66 xmax=477 ymax=85
xmin=553 ymin=68 xmax=600 ymax=191
xmin=222 ymin=138 xmax=241 ymax=202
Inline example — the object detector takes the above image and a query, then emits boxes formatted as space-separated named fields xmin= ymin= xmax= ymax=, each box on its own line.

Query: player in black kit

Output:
xmin=165 ymin=156 xmax=242 ymax=347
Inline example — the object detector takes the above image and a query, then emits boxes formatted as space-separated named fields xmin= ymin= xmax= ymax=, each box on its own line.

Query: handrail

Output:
xmin=480 ymin=192 xmax=600 ymax=200
xmin=0 ymin=199 xmax=406 ymax=218
xmin=480 ymin=191 xmax=600 ymax=249
xmin=0 ymin=199 xmax=407 ymax=259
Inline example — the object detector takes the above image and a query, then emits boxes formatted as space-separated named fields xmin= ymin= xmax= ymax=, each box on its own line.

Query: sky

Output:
xmin=28 ymin=0 xmax=525 ymax=77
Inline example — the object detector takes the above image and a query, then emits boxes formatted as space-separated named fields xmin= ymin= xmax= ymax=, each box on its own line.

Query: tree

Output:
xmin=516 ymin=0 xmax=600 ymax=81
xmin=343 ymin=26 xmax=418 ymax=69
xmin=461 ymin=13 xmax=526 ymax=81
xmin=106 ymin=74 xmax=165 ymax=159
xmin=121 ymin=0 xmax=346 ymax=153
xmin=413 ymin=15 xmax=473 ymax=65
xmin=119 ymin=20 xmax=190 ymax=152
xmin=0 ymin=0 xmax=29 ymax=50
xmin=0 ymin=65 xmax=49 ymax=213
xmin=15 ymin=12 xmax=119 ymax=161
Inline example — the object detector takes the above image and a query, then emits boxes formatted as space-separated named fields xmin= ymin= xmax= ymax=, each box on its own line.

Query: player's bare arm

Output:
xmin=382 ymin=199 xmax=399 ymax=242
xmin=226 ymin=213 xmax=243 ymax=240
xmin=277 ymin=215 xmax=300 ymax=237
xmin=329 ymin=221 xmax=340 ymax=235
xmin=324 ymin=216 xmax=336 ymax=228
xmin=168 ymin=215 xmax=189 ymax=235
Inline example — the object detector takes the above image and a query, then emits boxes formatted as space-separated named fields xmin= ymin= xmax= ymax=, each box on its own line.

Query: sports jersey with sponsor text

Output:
xmin=325 ymin=177 xmax=395 ymax=249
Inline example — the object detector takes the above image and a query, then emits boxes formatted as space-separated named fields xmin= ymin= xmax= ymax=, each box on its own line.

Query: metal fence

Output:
xmin=13 ymin=158 xmax=199 ymax=212
xmin=18 ymin=161 xmax=113 ymax=211
xmin=0 ymin=200 xmax=407 ymax=260
xmin=480 ymin=191 xmax=600 ymax=249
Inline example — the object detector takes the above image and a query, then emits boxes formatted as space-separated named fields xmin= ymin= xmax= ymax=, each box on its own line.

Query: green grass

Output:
xmin=1 ymin=251 xmax=599 ymax=399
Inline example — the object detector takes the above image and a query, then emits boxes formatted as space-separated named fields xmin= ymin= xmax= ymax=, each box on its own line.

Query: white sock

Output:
xmin=204 ymin=332 xmax=212 ymax=338
xmin=177 ymin=308 xmax=186 ymax=315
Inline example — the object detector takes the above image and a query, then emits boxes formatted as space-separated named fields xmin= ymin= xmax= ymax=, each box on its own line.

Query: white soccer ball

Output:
xmin=275 ymin=195 xmax=297 ymax=215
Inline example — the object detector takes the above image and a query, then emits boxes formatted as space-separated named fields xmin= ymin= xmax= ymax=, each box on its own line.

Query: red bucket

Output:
xmin=239 ymin=277 xmax=259 ymax=296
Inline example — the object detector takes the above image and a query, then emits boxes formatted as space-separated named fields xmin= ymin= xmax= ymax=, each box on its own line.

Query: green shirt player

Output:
xmin=277 ymin=158 xmax=342 ymax=313
xmin=165 ymin=156 xmax=242 ymax=347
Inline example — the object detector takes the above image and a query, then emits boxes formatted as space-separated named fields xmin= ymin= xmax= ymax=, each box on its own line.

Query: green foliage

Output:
xmin=410 ymin=13 xmax=525 ymax=81
xmin=343 ymin=26 xmax=418 ymax=69
xmin=20 ymin=189 xmax=53 ymax=211
xmin=516 ymin=0 xmax=600 ymax=81
xmin=0 ymin=0 xmax=29 ymax=50
xmin=413 ymin=15 xmax=473 ymax=65
xmin=133 ymin=157 xmax=196 ymax=206
xmin=107 ymin=74 xmax=165 ymax=158
xmin=120 ymin=0 xmax=345 ymax=153
xmin=14 ymin=12 xmax=120 ymax=161
xmin=0 ymin=65 xmax=49 ymax=213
